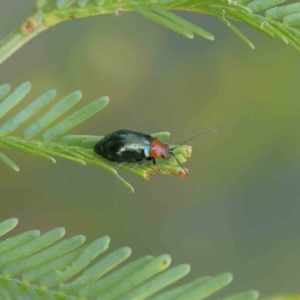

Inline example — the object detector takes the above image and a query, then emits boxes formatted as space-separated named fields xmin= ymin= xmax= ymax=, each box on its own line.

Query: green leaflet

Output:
xmin=23 ymin=90 xmax=82 ymax=139
xmin=0 ymin=89 xmax=56 ymax=136
xmin=118 ymin=264 xmax=191 ymax=300
xmin=79 ymin=256 xmax=155 ymax=298
xmin=135 ymin=4 xmax=194 ymax=39
xmin=0 ymin=218 xmax=259 ymax=300
xmin=283 ymin=12 xmax=300 ymax=25
xmin=175 ymin=273 xmax=233 ymax=300
xmin=60 ymin=247 xmax=132 ymax=293
xmin=0 ymin=84 xmax=11 ymax=101
xmin=217 ymin=291 xmax=260 ymax=300
xmin=0 ymin=82 xmax=31 ymax=119
xmin=0 ymin=151 xmax=20 ymax=172
xmin=42 ymin=96 xmax=109 ymax=141
xmin=3 ymin=235 xmax=86 ymax=276
xmin=0 ymin=219 xmax=18 ymax=237
xmin=0 ymin=230 xmax=40 ymax=255
xmin=56 ymin=0 xmax=69 ymax=9
xmin=0 ymin=228 xmax=65 ymax=268
xmin=95 ymin=254 xmax=172 ymax=300
xmin=265 ymin=3 xmax=300 ymax=19
xmin=22 ymin=247 xmax=86 ymax=282
xmin=77 ymin=0 xmax=89 ymax=7
xmin=209 ymin=5 xmax=255 ymax=49
xmin=39 ymin=236 xmax=110 ymax=287
xmin=149 ymin=276 xmax=212 ymax=300
xmin=246 ymin=0 xmax=285 ymax=13
xmin=152 ymin=4 xmax=215 ymax=40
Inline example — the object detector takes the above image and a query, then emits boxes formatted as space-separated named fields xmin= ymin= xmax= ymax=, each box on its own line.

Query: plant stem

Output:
xmin=0 ymin=11 xmax=46 ymax=65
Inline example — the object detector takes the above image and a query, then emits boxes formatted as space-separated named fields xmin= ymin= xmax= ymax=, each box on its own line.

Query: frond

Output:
xmin=0 ymin=82 xmax=205 ymax=193
xmin=0 ymin=218 xmax=260 ymax=300
xmin=39 ymin=0 xmax=300 ymax=53
xmin=1 ymin=0 xmax=300 ymax=63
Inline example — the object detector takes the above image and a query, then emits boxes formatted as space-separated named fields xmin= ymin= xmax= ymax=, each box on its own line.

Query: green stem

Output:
xmin=0 ymin=12 xmax=46 ymax=65
xmin=0 ymin=0 xmax=212 ymax=65
xmin=0 ymin=1 xmax=221 ymax=65
xmin=0 ymin=0 xmax=298 ymax=64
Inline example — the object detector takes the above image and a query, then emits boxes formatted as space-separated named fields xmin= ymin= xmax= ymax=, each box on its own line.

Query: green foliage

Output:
xmin=0 ymin=218 xmax=259 ymax=300
xmin=2 ymin=0 xmax=300 ymax=64
xmin=0 ymin=82 xmax=200 ymax=193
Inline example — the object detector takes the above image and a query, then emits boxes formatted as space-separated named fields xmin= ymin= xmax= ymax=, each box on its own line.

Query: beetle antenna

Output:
xmin=170 ymin=129 xmax=217 ymax=150
xmin=170 ymin=152 xmax=200 ymax=191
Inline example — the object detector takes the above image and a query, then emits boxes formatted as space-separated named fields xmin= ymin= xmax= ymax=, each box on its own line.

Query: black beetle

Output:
xmin=93 ymin=129 xmax=216 ymax=190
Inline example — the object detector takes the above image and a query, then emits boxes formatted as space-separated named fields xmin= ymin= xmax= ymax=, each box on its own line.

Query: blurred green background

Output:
xmin=1 ymin=0 xmax=300 ymax=297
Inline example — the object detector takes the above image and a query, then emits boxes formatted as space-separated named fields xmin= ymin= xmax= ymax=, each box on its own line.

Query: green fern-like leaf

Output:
xmin=2 ymin=0 xmax=300 ymax=64
xmin=0 ymin=82 xmax=206 ymax=193
xmin=0 ymin=218 xmax=259 ymax=300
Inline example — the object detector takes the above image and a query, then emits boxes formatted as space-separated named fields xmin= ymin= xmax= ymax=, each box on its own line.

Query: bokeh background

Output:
xmin=1 ymin=0 xmax=300 ymax=297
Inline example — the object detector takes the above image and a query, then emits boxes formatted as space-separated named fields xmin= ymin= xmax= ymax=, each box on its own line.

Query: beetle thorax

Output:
xmin=150 ymin=139 xmax=170 ymax=159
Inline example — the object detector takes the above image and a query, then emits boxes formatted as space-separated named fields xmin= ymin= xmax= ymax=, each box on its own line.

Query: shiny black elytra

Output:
xmin=93 ymin=129 xmax=217 ymax=190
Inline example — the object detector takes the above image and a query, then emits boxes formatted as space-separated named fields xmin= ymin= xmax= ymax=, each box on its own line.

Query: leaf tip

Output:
xmin=160 ymin=254 xmax=172 ymax=267
xmin=74 ymin=90 xmax=83 ymax=99
xmin=14 ymin=166 xmax=20 ymax=172
xmin=182 ymin=263 xmax=191 ymax=273
xmin=96 ymin=95 xmax=110 ymax=109
xmin=222 ymin=272 xmax=234 ymax=283
xmin=249 ymin=290 xmax=260 ymax=299
xmin=188 ymin=32 xmax=195 ymax=39
xmin=102 ymin=235 xmax=111 ymax=246
xmin=33 ymin=230 xmax=41 ymax=236
xmin=23 ymin=81 xmax=32 ymax=89
xmin=101 ymin=95 xmax=110 ymax=103
xmin=57 ymin=227 xmax=66 ymax=236
xmin=10 ymin=218 xmax=18 ymax=227
xmin=122 ymin=246 xmax=132 ymax=256
xmin=1 ymin=218 xmax=19 ymax=231
xmin=49 ymin=89 xmax=57 ymax=97
xmin=78 ymin=234 xmax=86 ymax=243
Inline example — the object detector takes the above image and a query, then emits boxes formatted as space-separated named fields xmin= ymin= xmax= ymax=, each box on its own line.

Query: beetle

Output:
xmin=93 ymin=129 xmax=216 ymax=190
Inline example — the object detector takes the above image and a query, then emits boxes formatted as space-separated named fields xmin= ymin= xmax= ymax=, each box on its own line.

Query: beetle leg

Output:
xmin=130 ymin=163 xmax=139 ymax=170
xmin=129 ymin=159 xmax=162 ymax=173
xmin=157 ymin=164 xmax=162 ymax=173
xmin=115 ymin=162 xmax=127 ymax=169
xmin=130 ymin=161 xmax=149 ymax=170
xmin=151 ymin=158 xmax=162 ymax=173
